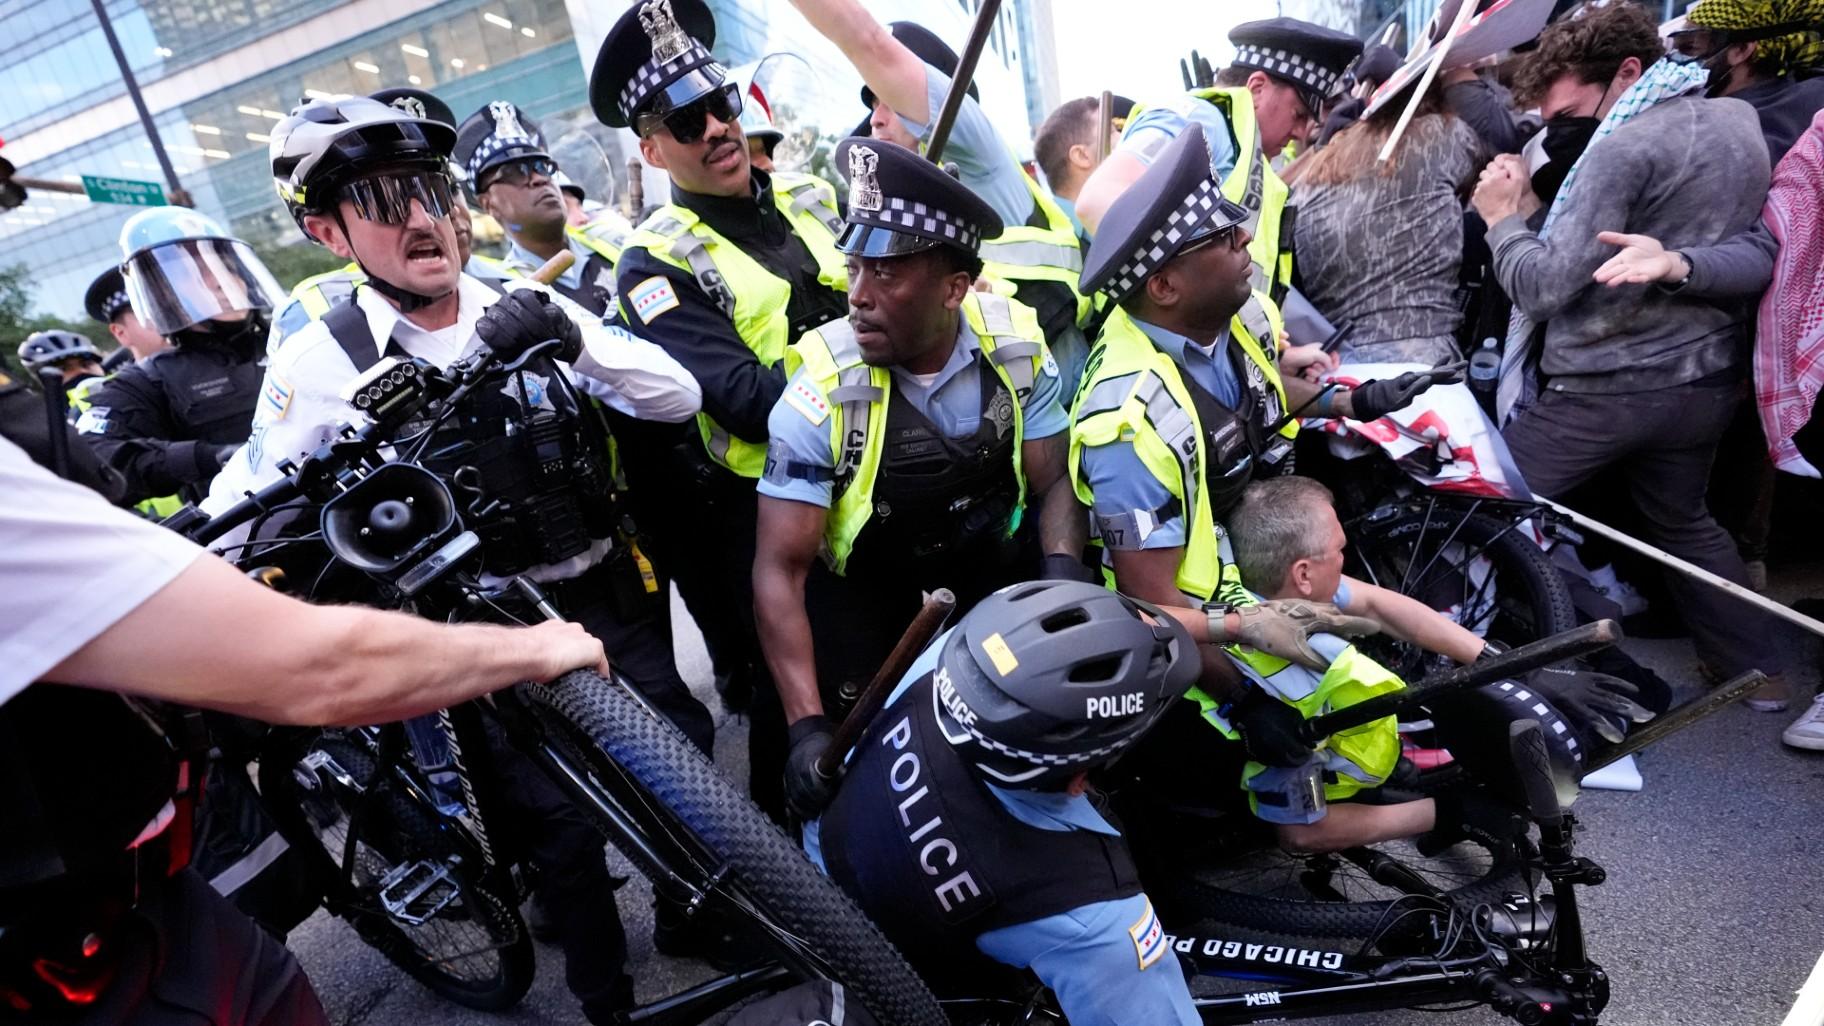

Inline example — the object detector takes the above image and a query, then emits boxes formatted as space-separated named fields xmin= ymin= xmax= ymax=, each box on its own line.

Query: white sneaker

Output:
xmin=1782 ymin=694 xmax=1824 ymax=751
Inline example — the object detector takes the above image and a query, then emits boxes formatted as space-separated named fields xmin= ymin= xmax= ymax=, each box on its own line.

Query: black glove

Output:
xmin=1346 ymin=358 xmax=1468 ymax=422
xmin=1231 ymin=687 xmax=1313 ymax=768
xmin=1421 ymin=785 xmax=1528 ymax=856
xmin=783 ymin=715 xmax=837 ymax=821
xmin=1039 ymin=552 xmax=1099 ymax=584
xmin=211 ymin=443 xmax=240 ymax=473
xmin=1525 ymin=666 xmax=1653 ymax=745
xmin=475 ymin=288 xmax=584 ymax=363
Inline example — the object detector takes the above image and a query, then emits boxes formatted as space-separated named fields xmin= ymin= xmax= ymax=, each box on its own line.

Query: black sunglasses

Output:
xmin=636 ymin=83 xmax=743 ymax=144
xmin=341 ymin=169 xmax=455 ymax=225
xmin=1176 ymin=223 xmax=1243 ymax=260
xmin=481 ymin=157 xmax=557 ymax=191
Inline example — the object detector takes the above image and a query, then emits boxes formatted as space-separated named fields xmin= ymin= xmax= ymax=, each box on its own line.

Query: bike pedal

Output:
xmin=378 ymin=859 xmax=461 ymax=926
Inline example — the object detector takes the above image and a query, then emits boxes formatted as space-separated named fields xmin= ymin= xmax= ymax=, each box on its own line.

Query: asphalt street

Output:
xmin=287 ymin=571 xmax=1824 ymax=1026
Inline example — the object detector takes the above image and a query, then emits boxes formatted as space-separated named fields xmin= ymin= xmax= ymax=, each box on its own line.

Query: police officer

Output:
xmin=16 ymin=330 xmax=107 ymax=415
xmin=753 ymin=139 xmax=1086 ymax=819
xmin=273 ymin=88 xmax=513 ymax=351
xmin=591 ymin=0 xmax=850 ymax=818
xmin=84 ymin=265 xmax=170 ymax=363
xmin=454 ymin=100 xmax=627 ymax=317
xmin=0 ymin=432 xmax=607 ymax=1025
xmin=209 ymin=94 xmax=712 ymax=1019
xmin=79 ymin=208 xmax=274 ymax=506
xmin=1071 ymin=124 xmax=1453 ymax=644
xmin=807 ymin=580 xmax=1205 ymax=1025
xmin=788 ymin=1 xmax=1092 ymax=398
xmin=1077 ymin=17 xmax=1362 ymax=306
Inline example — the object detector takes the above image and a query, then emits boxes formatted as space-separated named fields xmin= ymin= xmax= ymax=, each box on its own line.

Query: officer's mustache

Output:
xmin=397 ymin=229 xmax=447 ymax=260
xmin=849 ymin=312 xmax=886 ymax=336
xmin=702 ymin=136 xmax=740 ymax=166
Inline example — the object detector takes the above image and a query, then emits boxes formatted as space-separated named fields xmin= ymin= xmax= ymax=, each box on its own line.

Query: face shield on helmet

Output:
xmin=122 ymin=235 xmax=285 ymax=337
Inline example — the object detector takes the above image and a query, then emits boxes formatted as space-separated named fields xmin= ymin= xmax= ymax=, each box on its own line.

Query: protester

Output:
xmin=1033 ymin=94 xmax=1133 ymax=240
xmin=1471 ymin=1 xmax=1791 ymax=709
xmin=1673 ymin=0 xmax=1824 ymax=163
xmin=1292 ymin=82 xmax=1487 ymax=365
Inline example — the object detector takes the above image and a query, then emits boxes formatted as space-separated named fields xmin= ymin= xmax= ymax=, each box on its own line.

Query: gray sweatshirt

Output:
xmin=1486 ymin=96 xmax=1771 ymax=393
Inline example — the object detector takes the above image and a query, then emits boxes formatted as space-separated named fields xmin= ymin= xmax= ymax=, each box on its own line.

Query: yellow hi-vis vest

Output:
xmin=621 ymin=172 xmax=848 ymax=478
xmin=1067 ymin=295 xmax=1292 ymax=604
xmin=979 ymin=170 xmax=1091 ymax=329
xmin=785 ymin=292 xmax=1045 ymax=576
xmin=1129 ymin=88 xmax=1294 ymax=301
xmin=1190 ymin=621 xmax=1405 ymax=811
xmin=567 ymin=214 xmax=630 ymax=267
xmin=288 ymin=263 xmax=363 ymax=321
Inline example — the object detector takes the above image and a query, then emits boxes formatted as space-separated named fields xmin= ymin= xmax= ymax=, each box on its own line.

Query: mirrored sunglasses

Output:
xmin=342 ymin=170 xmax=455 ymax=225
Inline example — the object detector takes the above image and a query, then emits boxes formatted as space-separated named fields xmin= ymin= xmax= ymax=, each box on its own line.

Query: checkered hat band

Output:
xmin=102 ymin=290 xmax=131 ymax=320
xmin=857 ymin=196 xmax=981 ymax=249
xmin=618 ymin=46 xmax=715 ymax=120
xmin=1234 ymin=44 xmax=1340 ymax=97
xmin=1105 ymin=177 xmax=1223 ymax=299
xmin=467 ymin=134 xmax=545 ymax=182
xmin=958 ymin=717 xmax=1137 ymax=768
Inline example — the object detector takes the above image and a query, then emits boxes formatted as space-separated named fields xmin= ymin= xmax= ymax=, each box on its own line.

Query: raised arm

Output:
xmin=785 ymin=0 xmax=934 ymax=122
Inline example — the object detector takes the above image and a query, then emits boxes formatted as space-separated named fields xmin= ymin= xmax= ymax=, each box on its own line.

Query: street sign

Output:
xmin=81 ymin=174 xmax=166 ymax=206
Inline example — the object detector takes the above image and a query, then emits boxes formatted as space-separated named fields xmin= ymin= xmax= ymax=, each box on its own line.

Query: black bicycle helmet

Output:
xmin=18 ymin=330 xmax=102 ymax=372
xmin=270 ymin=96 xmax=457 ymax=234
xmin=933 ymin=580 xmax=1200 ymax=790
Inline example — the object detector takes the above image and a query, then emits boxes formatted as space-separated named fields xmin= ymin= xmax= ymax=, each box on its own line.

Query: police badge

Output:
xmin=640 ymin=0 xmax=693 ymax=64
xmin=848 ymin=145 xmax=882 ymax=212
xmin=489 ymin=100 xmax=529 ymax=141
xmin=390 ymin=96 xmax=428 ymax=120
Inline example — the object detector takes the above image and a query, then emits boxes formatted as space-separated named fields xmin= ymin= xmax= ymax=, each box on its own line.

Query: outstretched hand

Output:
xmin=1234 ymin=600 xmax=1383 ymax=671
xmin=1593 ymin=231 xmax=1690 ymax=288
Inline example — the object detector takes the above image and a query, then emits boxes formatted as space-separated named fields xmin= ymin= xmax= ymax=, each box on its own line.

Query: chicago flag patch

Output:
xmin=628 ymin=276 xmax=681 ymax=323
xmin=1129 ymin=899 xmax=1166 ymax=971
xmin=785 ymin=379 xmax=830 ymax=425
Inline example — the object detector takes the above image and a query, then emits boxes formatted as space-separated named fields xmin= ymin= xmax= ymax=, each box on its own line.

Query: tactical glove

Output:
xmin=1525 ymin=665 xmax=1653 ymax=745
xmin=476 ymin=288 xmax=584 ymax=363
xmin=1233 ymin=600 xmax=1383 ymax=671
xmin=1347 ymin=358 xmax=1468 ymax=422
xmin=783 ymin=715 xmax=838 ymax=821
xmin=1232 ymin=686 xmax=1313 ymax=768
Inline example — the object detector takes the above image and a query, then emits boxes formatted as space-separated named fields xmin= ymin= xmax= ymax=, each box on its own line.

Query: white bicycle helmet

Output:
xmin=270 ymin=96 xmax=457 ymax=234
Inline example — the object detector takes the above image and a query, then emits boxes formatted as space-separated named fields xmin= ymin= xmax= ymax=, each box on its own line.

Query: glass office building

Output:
xmin=1 ymin=0 xmax=1057 ymax=319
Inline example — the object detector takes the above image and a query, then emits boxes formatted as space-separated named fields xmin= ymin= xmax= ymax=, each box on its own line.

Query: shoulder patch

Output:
xmin=1129 ymin=898 xmax=1166 ymax=971
xmin=257 ymin=376 xmax=293 ymax=424
xmin=628 ymin=275 xmax=681 ymax=323
xmin=784 ymin=378 xmax=830 ymax=425
xmin=75 ymin=406 xmax=109 ymax=435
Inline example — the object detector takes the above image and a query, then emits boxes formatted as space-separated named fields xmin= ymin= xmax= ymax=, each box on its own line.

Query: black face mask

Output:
xmin=1531 ymin=114 xmax=1601 ymax=205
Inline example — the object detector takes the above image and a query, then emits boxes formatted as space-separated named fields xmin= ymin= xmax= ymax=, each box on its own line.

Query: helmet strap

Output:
xmin=333 ymin=210 xmax=453 ymax=314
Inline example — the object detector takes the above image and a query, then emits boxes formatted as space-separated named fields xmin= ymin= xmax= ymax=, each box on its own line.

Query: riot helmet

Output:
xmin=932 ymin=580 xmax=1200 ymax=790
xmin=117 ymin=207 xmax=284 ymax=342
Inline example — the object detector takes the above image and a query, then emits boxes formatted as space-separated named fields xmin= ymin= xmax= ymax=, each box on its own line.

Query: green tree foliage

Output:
xmin=248 ymin=238 xmax=349 ymax=291
xmin=0 ymin=264 xmax=112 ymax=383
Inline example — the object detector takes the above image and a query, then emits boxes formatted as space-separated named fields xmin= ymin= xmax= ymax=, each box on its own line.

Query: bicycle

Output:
xmin=177 ymin=341 xmax=946 ymax=1025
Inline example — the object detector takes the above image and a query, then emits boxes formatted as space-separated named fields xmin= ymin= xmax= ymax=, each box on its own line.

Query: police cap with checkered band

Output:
xmin=589 ymin=0 xmax=723 ymax=129
xmin=84 ymin=265 xmax=133 ymax=324
xmin=934 ymin=580 xmax=1199 ymax=791
xmin=1229 ymin=17 xmax=1364 ymax=116
xmin=453 ymin=100 xmax=552 ymax=188
xmin=1079 ymin=122 xmax=1250 ymax=303
xmin=832 ymin=136 xmax=1002 ymax=259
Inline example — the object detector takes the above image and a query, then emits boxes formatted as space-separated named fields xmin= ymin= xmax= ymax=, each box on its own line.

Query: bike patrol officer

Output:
xmin=1071 ymin=124 xmax=1452 ymax=649
xmin=455 ymin=99 xmax=627 ymax=317
xmin=79 ymin=208 xmax=274 ymax=506
xmin=17 ymin=331 xmax=107 ymax=414
xmin=789 ymin=1 xmax=1093 ymax=400
xmin=273 ymin=88 xmax=514 ymax=352
xmin=204 ymin=93 xmax=713 ymax=1021
xmin=752 ymin=138 xmax=1086 ymax=819
xmin=591 ymin=0 xmax=850 ymax=819
xmin=85 ymin=264 xmax=170 ymax=363
xmin=806 ymin=580 xmax=1205 ymax=1025
xmin=1076 ymin=17 xmax=1362 ymax=306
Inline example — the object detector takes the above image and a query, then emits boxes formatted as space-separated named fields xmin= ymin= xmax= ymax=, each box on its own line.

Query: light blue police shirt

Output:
xmin=757 ymin=317 xmax=1067 ymax=508
xmin=1119 ymin=93 xmax=1241 ymax=181
xmin=1077 ymin=317 xmax=1242 ymax=549
xmin=803 ymin=629 xmax=1201 ymax=1026
xmin=505 ymin=236 xmax=603 ymax=299
xmin=893 ymin=65 xmax=1034 ymax=230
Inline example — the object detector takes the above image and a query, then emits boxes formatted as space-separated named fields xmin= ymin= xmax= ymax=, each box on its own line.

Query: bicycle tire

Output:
xmin=258 ymin=732 xmax=536 ymax=1011
xmin=1147 ymin=808 xmax=1532 ymax=950
xmin=519 ymin=671 xmax=947 ymax=1026
xmin=1347 ymin=506 xmax=1576 ymax=682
